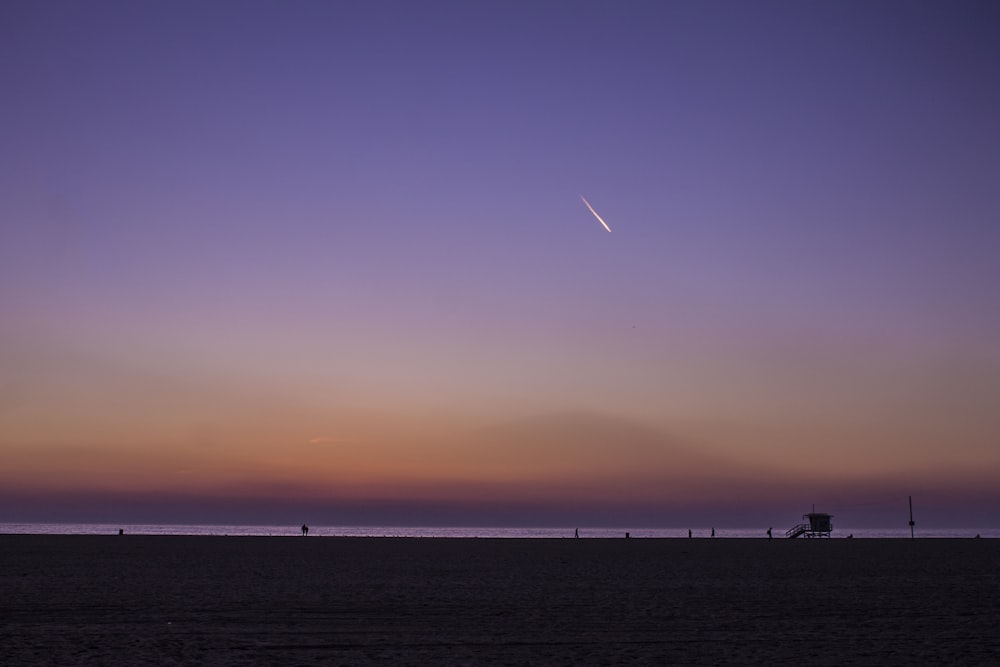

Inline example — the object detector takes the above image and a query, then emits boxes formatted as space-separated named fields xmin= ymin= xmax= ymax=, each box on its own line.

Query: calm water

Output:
xmin=1 ymin=524 xmax=995 ymax=538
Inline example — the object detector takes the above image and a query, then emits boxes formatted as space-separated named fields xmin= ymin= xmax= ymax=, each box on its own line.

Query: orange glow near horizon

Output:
xmin=4 ymin=387 xmax=998 ymax=513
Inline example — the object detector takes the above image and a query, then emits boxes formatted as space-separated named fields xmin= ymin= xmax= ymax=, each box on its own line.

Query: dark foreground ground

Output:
xmin=2 ymin=535 xmax=998 ymax=665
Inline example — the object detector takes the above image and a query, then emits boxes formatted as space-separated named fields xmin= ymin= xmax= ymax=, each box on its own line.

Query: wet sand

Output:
xmin=2 ymin=535 xmax=998 ymax=664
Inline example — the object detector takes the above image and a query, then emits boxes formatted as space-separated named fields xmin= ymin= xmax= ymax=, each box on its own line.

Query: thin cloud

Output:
xmin=307 ymin=436 xmax=355 ymax=445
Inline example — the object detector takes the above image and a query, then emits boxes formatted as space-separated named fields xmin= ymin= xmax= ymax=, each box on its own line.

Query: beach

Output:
xmin=2 ymin=535 xmax=998 ymax=665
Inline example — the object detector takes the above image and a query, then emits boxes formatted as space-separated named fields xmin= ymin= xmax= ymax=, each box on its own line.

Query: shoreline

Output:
xmin=2 ymin=523 xmax=995 ymax=539
xmin=2 ymin=532 xmax=996 ymax=539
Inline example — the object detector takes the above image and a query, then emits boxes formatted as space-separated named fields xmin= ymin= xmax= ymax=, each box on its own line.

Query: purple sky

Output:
xmin=2 ymin=1 xmax=999 ymax=527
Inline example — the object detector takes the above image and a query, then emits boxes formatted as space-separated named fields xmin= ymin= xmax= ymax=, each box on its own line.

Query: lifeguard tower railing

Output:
xmin=785 ymin=512 xmax=833 ymax=538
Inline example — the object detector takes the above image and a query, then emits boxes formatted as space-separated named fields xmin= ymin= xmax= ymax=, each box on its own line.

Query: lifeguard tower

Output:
xmin=785 ymin=511 xmax=833 ymax=538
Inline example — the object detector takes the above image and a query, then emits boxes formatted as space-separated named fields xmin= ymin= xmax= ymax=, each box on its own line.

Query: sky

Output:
xmin=2 ymin=1 xmax=999 ymax=528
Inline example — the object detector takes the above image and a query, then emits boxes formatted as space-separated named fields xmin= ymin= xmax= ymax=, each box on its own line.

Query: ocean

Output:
xmin=1 ymin=523 xmax=995 ymax=538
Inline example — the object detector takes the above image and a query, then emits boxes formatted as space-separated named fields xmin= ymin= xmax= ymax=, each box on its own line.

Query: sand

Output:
xmin=2 ymin=535 xmax=998 ymax=665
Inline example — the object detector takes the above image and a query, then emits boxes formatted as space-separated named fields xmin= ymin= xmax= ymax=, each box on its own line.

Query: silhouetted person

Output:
xmin=301 ymin=524 xmax=309 ymax=536
xmin=574 ymin=528 xmax=579 ymax=538
xmin=119 ymin=528 xmax=124 ymax=536
xmin=767 ymin=527 xmax=772 ymax=540
xmin=625 ymin=532 xmax=630 ymax=539
xmin=688 ymin=529 xmax=692 ymax=538
xmin=711 ymin=527 xmax=715 ymax=538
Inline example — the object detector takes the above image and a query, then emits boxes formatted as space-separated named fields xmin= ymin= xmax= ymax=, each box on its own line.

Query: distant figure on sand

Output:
xmin=711 ymin=527 xmax=715 ymax=538
xmin=688 ymin=529 xmax=692 ymax=538
xmin=301 ymin=524 xmax=309 ymax=536
xmin=574 ymin=528 xmax=579 ymax=538
xmin=767 ymin=527 xmax=772 ymax=540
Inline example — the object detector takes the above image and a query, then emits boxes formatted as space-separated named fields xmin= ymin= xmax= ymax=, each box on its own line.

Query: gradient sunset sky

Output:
xmin=2 ymin=1 xmax=998 ymax=527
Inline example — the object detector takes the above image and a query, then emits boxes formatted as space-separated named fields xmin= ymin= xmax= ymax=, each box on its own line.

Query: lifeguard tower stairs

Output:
xmin=786 ymin=511 xmax=833 ymax=538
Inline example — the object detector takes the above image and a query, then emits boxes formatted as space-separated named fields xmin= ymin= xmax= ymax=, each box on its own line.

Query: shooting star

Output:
xmin=580 ymin=195 xmax=612 ymax=232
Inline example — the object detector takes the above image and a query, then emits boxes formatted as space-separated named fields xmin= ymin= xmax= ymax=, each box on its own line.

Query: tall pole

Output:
xmin=908 ymin=496 xmax=915 ymax=539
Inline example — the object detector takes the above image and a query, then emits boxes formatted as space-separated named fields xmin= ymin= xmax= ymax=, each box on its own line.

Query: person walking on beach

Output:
xmin=574 ymin=528 xmax=579 ymax=538
xmin=711 ymin=527 xmax=715 ymax=538
xmin=767 ymin=527 xmax=772 ymax=540
xmin=688 ymin=529 xmax=692 ymax=538
xmin=301 ymin=524 xmax=309 ymax=536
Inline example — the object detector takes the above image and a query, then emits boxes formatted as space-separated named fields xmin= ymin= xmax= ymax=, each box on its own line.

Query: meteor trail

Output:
xmin=580 ymin=195 xmax=612 ymax=232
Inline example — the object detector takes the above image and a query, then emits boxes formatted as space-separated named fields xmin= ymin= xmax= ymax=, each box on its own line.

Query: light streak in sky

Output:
xmin=580 ymin=195 xmax=612 ymax=232
xmin=308 ymin=436 xmax=352 ymax=445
